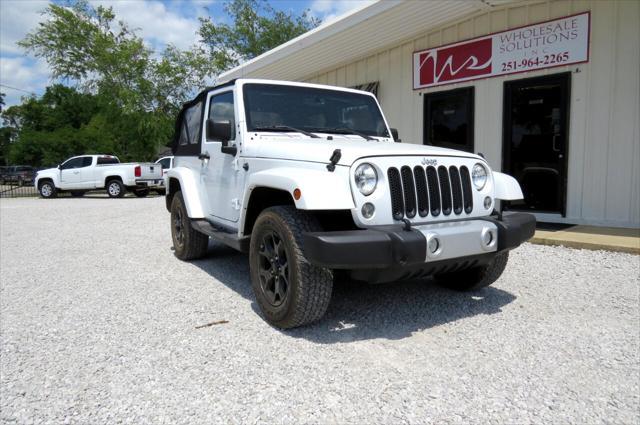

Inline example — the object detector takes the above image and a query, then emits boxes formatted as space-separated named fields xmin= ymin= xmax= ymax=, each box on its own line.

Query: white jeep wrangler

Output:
xmin=165 ymin=79 xmax=535 ymax=329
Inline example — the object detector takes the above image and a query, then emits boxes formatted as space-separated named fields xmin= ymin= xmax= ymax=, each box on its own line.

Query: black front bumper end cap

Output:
xmin=302 ymin=212 xmax=536 ymax=270
xmin=481 ymin=211 xmax=536 ymax=251
xmin=303 ymin=226 xmax=427 ymax=269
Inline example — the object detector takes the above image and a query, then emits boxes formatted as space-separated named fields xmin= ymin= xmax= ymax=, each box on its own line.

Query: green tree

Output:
xmin=18 ymin=1 xmax=213 ymax=159
xmin=14 ymin=0 xmax=320 ymax=164
xmin=0 ymin=85 xmax=112 ymax=166
xmin=198 ymin=0 xmax=320 ymax=71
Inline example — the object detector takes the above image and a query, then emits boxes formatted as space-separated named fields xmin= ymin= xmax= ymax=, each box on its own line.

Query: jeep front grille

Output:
xmin=388 ymin=165 xmax=473 ymax=220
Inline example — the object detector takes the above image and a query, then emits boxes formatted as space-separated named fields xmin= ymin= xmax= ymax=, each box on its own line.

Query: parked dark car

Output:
xmin=0 ymin=166 xmax=10 ymax=184
xmin=0 ymin=166 xmax=37 ymax=186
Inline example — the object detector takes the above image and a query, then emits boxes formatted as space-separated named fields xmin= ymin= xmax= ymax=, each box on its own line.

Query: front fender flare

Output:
xmin=166 ymin=167 xmax=206 ymax=218
xmin=243 ymin=167 xmax=355 ymax=210
xmin=493 ymin=171 xmax=523 ymax=200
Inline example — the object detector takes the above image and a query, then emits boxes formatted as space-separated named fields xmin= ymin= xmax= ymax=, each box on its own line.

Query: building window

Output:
xmin=423 ymin=87 xmax=474 ymax=153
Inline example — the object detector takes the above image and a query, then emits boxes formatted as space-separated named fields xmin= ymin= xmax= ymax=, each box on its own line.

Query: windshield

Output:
xmin=243 ymin=83 xmax=389 ymax=138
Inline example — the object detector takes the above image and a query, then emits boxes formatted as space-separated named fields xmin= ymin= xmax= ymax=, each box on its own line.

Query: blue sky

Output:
xmin=0 ymin=0 xmax=372 ymax=108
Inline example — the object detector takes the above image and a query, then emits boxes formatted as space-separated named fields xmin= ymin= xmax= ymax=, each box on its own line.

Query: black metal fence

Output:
xmin=0 ymin=182 xmax=39 ymax=198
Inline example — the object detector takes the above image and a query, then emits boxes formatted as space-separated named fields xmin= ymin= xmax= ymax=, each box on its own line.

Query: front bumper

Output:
xmin=303 ymin=212 xmax=536 ymax=270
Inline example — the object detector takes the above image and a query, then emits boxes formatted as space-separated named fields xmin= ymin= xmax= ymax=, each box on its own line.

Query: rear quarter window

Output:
xmin=97 ymin=157 xmax=119 ymax=165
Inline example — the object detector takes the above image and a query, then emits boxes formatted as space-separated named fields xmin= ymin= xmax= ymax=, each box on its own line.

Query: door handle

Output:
xmin=73 ymin=171 xmax=80 ymax=174
xmin=198 ymin=152 xmax=210 ymax=160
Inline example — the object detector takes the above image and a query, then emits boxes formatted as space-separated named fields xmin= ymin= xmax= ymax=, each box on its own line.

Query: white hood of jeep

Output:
xmin=244 ymin=134 xmax=481 ymax=166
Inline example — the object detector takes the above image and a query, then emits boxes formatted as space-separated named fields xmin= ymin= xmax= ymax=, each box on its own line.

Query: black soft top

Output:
xmin=171 ymin=79 xmax=236 ymax=155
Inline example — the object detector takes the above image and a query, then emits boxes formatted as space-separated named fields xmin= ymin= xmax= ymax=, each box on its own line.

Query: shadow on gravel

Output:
xmin=191 ymin=241 xmax=517 ymax=343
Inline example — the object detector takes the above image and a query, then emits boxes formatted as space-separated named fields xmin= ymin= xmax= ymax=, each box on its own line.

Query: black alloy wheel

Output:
xmin=173 ymin=205 xmax=185 ymax=249
xmin=257 ymin=231 xmax=290 ymax=307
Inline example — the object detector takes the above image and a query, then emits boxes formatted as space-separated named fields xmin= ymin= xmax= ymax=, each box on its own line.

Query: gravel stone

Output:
xmin=1 ymin=196 xmax=639 ymax=424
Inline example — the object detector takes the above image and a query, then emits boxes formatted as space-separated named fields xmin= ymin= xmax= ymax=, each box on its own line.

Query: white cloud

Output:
xmin=0 ymin=0 xmax=50 ymax=55
xmin=0 ymin=0 xmax=214 ymax=107
xmin=91 ymin=0 xmax=207 ymax=51
xmin=0 ymin=57 xmax=51 ymax=107
xmin=310 ymin=0 xmax=375 ymax=23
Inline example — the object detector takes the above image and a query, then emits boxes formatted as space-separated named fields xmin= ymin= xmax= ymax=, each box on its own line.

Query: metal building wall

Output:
xmin=305 ymin=0 xmax=639 ymax=228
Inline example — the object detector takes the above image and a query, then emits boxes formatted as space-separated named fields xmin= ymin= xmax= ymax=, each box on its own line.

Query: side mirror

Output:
xmin=206 ymin=118 xmax=236 ymax=155
xmin=206 ymin=118 xmax=231 ymax=143
xmin=57 ymin=164 xmax=61 ymax=169
xmin=390 ymin=128 xmax=401 ymax=143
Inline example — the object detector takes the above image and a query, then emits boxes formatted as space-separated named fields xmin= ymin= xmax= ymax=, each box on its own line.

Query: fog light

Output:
xmin=427 ymin=235 xmax=440 ymax=254
xmin=482 ymin=229 xmax=493 ymax=246
xmin=484 ymin=196 xmax=492 ymax=210
xmin=361 ymin=202 xmax=375 ymax=219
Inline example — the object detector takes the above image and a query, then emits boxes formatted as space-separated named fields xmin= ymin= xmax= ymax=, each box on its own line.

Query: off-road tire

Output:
xmin=106 ymin=179 xmax=125 ymax=198
xmin=170 ymin=191 xmax=209 ymax=260
xmin=38 ymin=180 xmax=57 ymax=198
xmin=434 ymin=251 xmax=509 ymax=291
xmin=249 ymin=205 xmax=333 ymax=329
xmin=133 ymin=188 xmax=150 ymax=198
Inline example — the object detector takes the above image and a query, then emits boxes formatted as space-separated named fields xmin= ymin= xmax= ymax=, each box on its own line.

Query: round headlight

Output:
xmin=472 ymin=163 xmax=488 ymax=190
xmin=354 ymin=163 xmax=378 ymax=196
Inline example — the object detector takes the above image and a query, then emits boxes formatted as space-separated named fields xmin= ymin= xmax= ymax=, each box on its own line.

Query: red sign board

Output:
xmin=413 ymin=12 xmax=590 ymax=89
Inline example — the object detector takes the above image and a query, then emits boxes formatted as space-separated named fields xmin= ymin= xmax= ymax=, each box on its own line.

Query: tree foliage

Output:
xmin=3 ymin=0 xmax=319 ymax=166
xmin=199 ymin=0 xmax=320 ymax=71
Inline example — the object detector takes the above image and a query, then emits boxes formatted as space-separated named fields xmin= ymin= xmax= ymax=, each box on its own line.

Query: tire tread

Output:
xmin=253 ymin=206 xmax=333 ymax=328
xmin=435 ymin=251 xmax=509 ymax=291
xmin=171 ymin=191 xmax=209 ymax=260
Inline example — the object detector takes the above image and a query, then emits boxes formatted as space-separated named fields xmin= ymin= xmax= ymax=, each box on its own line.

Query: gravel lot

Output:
xmin=1 ymin=196 xmax=639 ymax=424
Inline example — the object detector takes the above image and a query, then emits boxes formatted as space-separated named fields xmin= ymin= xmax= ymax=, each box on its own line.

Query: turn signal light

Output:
xmin=134 ymin=166 xmax=141 ymax=177
xmin=293 ymin=188 xmax=301 ymax=200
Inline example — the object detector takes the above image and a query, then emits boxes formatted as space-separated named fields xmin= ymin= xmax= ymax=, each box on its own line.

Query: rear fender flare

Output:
xmin=166 ymin=167 xmax=206 ymax=218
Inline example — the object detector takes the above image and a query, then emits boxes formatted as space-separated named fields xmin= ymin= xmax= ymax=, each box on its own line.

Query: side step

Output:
xmin=191 ymin=219 xmax=250 ymax=253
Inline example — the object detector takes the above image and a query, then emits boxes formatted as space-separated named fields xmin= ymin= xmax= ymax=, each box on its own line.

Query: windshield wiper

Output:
xmin=311 ymin=127 xmax=375 ymax=141
xmin=252 ymin=125 xmax=320 ymax=138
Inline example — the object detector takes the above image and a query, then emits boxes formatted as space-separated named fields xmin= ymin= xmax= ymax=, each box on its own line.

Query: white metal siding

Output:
xmin=304 ymin=0 xmax=640 ymax=228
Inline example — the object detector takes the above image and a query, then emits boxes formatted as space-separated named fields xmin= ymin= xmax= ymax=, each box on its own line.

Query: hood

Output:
xmin=244 ymin=134 xmax=481 ymax=166
xmin=37 ymin=167 xmax=58 ymax=175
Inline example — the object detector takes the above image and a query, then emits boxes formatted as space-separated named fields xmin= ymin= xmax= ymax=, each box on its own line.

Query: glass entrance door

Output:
xmin=503 ymin=73 xmax=570 ymax=214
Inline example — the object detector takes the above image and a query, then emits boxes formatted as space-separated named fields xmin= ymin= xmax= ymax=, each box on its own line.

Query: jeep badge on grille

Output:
xmin=421 ymin=158 xmax=438 ymax=166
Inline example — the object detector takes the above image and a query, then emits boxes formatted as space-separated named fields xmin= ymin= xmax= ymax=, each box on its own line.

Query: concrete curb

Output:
xmin=530 ymin=226 xmax=640 ymax=255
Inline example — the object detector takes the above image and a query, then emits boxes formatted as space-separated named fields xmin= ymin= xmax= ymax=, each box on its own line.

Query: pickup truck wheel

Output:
xmin=38 ymin=181 xmax=57 ymax=198
xmin=434 ymin=251 xmax=509 ymax=291
xmin=133 ymin=188 xmax=149 ymax=198
xmin=106 ymin=180 xmax=125 ymax=198
xmin=249 ymin=206 xmax=333 ymax=329
xmin=170 ymin=191 xmax=209 ymax=260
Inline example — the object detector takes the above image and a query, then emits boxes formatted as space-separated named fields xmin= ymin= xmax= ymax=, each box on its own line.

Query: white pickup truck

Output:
xmin=35 ymin=154 xmax=163 ymax=198
xmin=166 ymin=79 xmax=536 ymax=329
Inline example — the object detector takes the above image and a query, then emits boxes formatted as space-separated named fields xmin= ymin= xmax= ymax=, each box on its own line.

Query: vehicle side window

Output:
xmin=184 ymin=101 xmax=203 ymax=145
xmin=208 ymin=92 xmax=235 ymax=140
xmin=82 ymin=157 xmax=93 ymax=167
xmin=60 ymin=157 xmax=86 ymax=170
xmin=179 ymin=122 xmax=189 ymax=146
xmin=97 ymin=157 xmax=119 ymax=165
xmin=158 ymin=158 xmax=171 ymax=169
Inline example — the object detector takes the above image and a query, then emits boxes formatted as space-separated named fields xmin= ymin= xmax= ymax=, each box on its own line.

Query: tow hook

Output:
xmin=402 ymin=218 xmax=412 ymax=231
